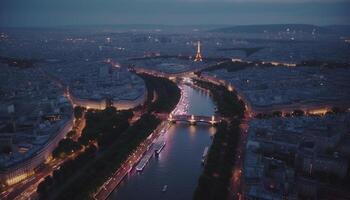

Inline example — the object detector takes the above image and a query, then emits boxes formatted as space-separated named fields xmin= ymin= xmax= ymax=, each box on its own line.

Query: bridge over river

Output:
xmin=168 ymin=114 xmax=222 ymax=125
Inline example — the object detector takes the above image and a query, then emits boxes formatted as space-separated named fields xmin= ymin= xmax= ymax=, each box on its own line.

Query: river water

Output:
xmin=109 ymin=84 xmax=216 ymax=200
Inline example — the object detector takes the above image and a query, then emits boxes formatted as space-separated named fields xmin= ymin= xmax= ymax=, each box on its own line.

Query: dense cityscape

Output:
xmin=1 ymin=0 xmax=350 ymax=199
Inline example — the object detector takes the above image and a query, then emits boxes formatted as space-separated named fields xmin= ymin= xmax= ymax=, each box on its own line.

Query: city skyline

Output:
xmin=1 ymin=1 xmax=350 ymax=200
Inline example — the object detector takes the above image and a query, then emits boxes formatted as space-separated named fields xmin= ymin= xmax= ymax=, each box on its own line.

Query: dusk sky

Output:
xmin=1 ymin=0 xmax=350 ymax=27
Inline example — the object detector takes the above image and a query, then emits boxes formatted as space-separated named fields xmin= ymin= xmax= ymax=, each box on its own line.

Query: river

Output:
xmin=109 ymin=83 xmax=216 ymax=200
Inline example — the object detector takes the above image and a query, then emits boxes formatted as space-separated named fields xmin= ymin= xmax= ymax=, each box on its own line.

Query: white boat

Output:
xmin=202 ymin=146 xmax=209 ymax=158
xmin=162 ymin=185 xmax=168 ymax=192
xmin=136 ymin=152 xmax=153 ymax=171
xmin=154 ymin=141 xmax=166 ymax=155
xmin=201 ymin=146 xmax=209 ymax=165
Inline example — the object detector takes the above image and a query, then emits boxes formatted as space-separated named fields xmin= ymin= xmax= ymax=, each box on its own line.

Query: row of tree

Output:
xmin=37 ymin=107 xmax=132 ymax=199
xmin=194 ymin=79 xmax=245 ymax=118
xmin=255 ymin=106 xmax=347 ymax=119
xmin=193 ymin=79 xmax=245 ymax=200
xmin=78 ymin=107 xmax=133 ymax=148
xmin=51 ymin=107 xmax=133 ymax=159
xmin=49 ymin=106 xmax=86 ymax=158
xmin=201 ymin=60 xmax=251 ymax=73
xmin=138 ymin=73 xmax=181 ymax=113
xmin=38 ymin=112 xmax=160 ymax=200
xmin=38 ymin=73 xmax=179 ymax=199
xmin=37 ymin=145 xmax=97 ymax=197
xmin=73 ymin=106 xmax=85 ymax=119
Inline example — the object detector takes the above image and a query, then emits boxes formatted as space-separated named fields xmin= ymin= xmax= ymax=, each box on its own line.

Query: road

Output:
xmin=94 ymin=121 xmax=170 ymax=200
xmin=0 ymin=113 xmax=86 ymax=200
xmin=1 ymin=156 xmax=69 ymax=200
xmin=229 ymin=102 xmax=253 ymax=200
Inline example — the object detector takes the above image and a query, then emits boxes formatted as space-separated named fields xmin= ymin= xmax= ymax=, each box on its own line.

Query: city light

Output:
xmin=2 ymin=12 xmax=349 ymax=200
xmin=5 ymin=171 xmax=34 ymax=186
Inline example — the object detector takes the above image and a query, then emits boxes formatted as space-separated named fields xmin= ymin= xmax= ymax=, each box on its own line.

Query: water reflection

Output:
xmin=110 ymin=84 xmax=216 ymax=200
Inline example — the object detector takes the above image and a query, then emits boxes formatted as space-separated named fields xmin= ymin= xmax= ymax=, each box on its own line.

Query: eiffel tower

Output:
xmin=194 ymin=41 xmax=203 ymax=62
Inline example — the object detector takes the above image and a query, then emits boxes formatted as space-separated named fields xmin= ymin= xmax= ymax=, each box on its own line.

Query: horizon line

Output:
xmin=1 ymin=23 xmax=350 ymax=29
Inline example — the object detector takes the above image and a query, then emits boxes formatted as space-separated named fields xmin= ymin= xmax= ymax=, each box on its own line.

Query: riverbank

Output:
xmin=137 ymin=73 xmax=181 ymax=113
xmin=109 ymin=81 xmax=216 ymax=200
xmin=34 ymin=72 xmax=183 ymax=199
xmin=92 ymin=73 xmax=181 ymax=200
xmin=37 ymin=110 xmax=161 ymax=200
xmin=193 ymin=79 xmax=245 ymax=200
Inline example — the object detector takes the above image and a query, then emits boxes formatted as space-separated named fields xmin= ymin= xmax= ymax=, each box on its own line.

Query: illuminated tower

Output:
xmin=194 ymin=41 xmax=203 ymax=62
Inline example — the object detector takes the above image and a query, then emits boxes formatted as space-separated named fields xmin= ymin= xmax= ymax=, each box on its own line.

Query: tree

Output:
xmin=285 ymin=113 xmax=292 ymax=117
xmin=37 ymin=176 xmax=53 ymax=197
xmin=292 ymin=109 xmax=304 ymax=117
xmin=66 ymin=130 xmax=76 ymax=138
xmin=52 ymin=138 xmax=81 ymax=158
xmin=272 ymin=111 xmax=282 ymax=117
xmin=1 ymin=145 xmax=11 ymax=154
xmin=74 ymin=106 xmax=86 ymax=119
xmin=139 ymin=73 xmax=181 ymax=113
xmin=331 ymin=107 xmax=344 ymax=114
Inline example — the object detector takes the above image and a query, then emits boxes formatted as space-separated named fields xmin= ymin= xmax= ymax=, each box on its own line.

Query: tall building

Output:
xmin=194 ymin=41 xmax=203 ymax=62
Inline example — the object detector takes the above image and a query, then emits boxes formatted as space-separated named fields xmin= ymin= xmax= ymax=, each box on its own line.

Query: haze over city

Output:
xmin=1 ymin=0 xmax=350 ymax=26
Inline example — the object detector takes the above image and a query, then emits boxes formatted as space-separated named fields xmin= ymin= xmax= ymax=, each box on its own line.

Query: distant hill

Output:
xmin=211 ymin=24 xmax=350 ymax=34
xmin=325 ymin=25 xmax=350 ymax=35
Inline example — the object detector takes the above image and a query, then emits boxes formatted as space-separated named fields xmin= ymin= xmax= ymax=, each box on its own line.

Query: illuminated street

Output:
xmin=0 ymin=113 xmax=87 ymax=200
xmin=94 ymin=121 xmax=171 ymax=200
xmin=230 ymin=110 xmax=252 ymax=200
